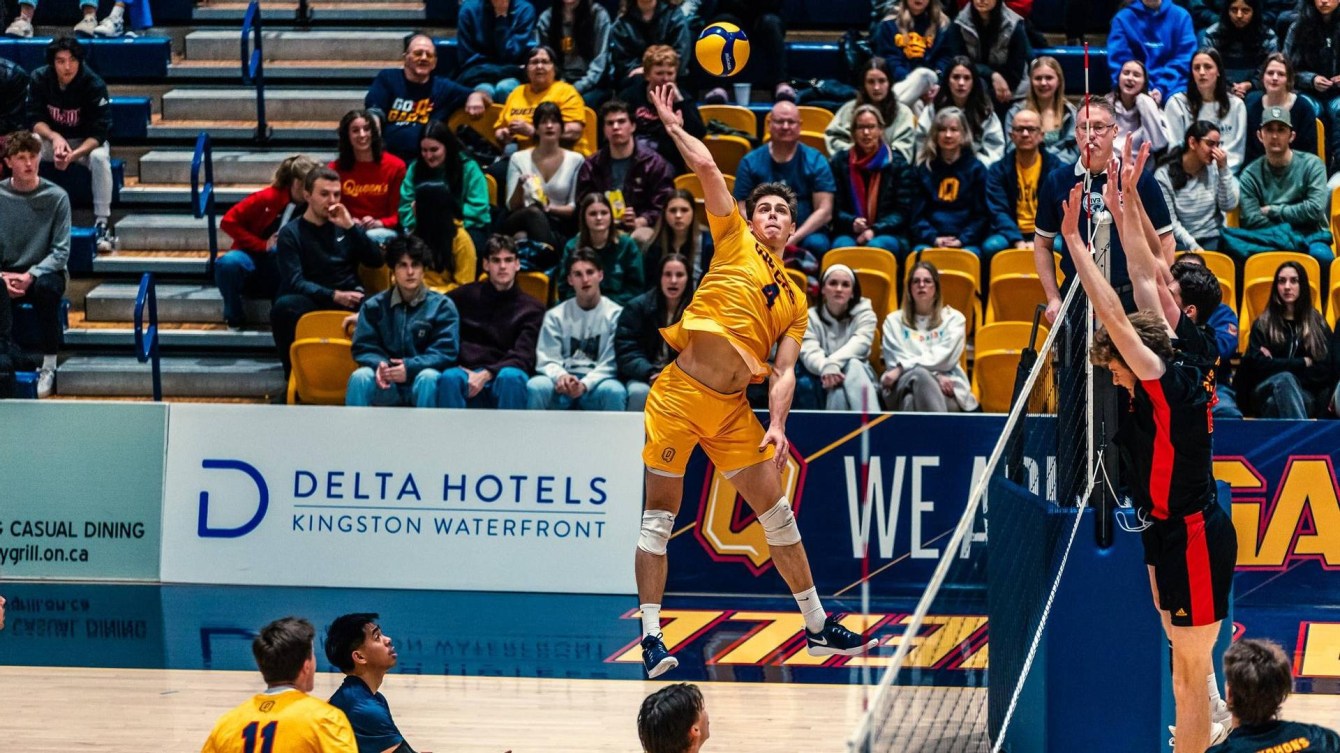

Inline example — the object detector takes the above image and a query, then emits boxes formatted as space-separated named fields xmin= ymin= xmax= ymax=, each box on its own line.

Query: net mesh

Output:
xmin=847 ymin=273 xmax=1107 ymax=753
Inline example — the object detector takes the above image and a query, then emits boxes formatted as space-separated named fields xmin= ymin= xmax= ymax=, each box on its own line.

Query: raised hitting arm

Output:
xmin=649 ymin=84 xmax=735 ymax=218
xmin=1060 ymin=183 xmax=1166 ymax=381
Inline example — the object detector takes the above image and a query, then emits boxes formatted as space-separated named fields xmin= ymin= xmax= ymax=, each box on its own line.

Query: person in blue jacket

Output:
xmin=1107 ymin=0 xmax=1198 ymax=103
xmin=910 ymin=107 xmax=990 ymax=256
xmin=455 ymin=0 xmax=537 ymax=102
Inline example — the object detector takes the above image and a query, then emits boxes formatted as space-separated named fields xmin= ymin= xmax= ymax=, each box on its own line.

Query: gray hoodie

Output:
xmin=0 ymin=178 xmax=71 ymax=278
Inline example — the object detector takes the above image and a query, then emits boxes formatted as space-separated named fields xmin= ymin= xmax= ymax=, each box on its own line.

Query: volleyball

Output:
xmin=695 ymin=22 xmax=750 ymax=77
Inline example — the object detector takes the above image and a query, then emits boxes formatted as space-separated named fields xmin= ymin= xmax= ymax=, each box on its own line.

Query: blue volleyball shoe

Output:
xmin=641 ymin=633 xmax=679 ymax=678
xmin=806 ymin=616 xmax=878 ymax=656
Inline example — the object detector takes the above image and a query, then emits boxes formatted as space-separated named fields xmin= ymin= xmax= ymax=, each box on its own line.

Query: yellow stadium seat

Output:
xmin=699 ymin=104 xmax=757 ymax=138
xmin=971 ymin=322 xmax=1051 ymax=413
xmin=703 ymin=135 xmax=752 ymax=176
xmin=853 ymin=268 xmax=895 ymax=338
xmin=1318 ymin=118 xmax=1326 ymax=165
xmin=798 ymin=131 xmax=829 ymax=156
xmin=485 ymin=173 xmax=499 ymax=207
xmin=287 ymin=337 xmax=357 ymax=405
xmin=824 ymin=246 xmax=898 ymax=298
xmin=295 ymin=310 xmax=355 ymax=341
xmin=911 ymin=247 xmax=982 ymax=287
xmin=448 ymin=103 xmax=504 ymax=148
xmin=517 ymin=270 xmax=550 ymax=304
xmin=575 ymin=106 xmax=598 ymax=157
xmin=1330 ymin=257 xmax=1340 ymax=328
xmin=987 ymin=275 xmax=1047 ymax=324
xmin=785 ymin=267 xmax=808 ymax=294
xmin=358 ymin=264 xmax=390 ymax=295
xmin=1179 ymin=249 xmax=1237 ymax=312
xmin=1238 ymin=252 xmax=1322 ymax=351
xmin=975 ymin=321 xmax=1048 ymax=354
xmin=937 ymin=269 xmax=980 ymax=336
xmin=1330 ymin=185 xmax=1340 ymax=253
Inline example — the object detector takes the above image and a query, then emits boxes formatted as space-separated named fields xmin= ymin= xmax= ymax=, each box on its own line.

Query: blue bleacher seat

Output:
xmin=0 ymin=38 xmax=170 ymax=81
xmin=12 ymin=299 xmax=69 ymax=352
xmin=110 ymin=96 xmax=152 ymax=141
xmin=14 ymin=371 xmax=39 ymax=399
xmin=69 ymin=227 xmax=96 ymax=277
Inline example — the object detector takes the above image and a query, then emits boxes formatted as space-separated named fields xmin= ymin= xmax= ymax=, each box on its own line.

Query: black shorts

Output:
xmin=1141 ymin=502 xmax=1237 ymax=627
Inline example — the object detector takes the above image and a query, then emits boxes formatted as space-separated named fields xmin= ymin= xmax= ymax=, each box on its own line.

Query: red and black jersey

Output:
xmin=1207 ymin=720 xmax=1340 ymax=753
xmin=1116 ymin=352 xmax=1216 ymax=520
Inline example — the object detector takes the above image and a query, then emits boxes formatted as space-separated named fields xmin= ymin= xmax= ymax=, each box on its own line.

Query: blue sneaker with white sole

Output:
xmin=806 ymin=616 xmax=878 ymax=657
xmin=641 ymin=633 xmax=679 ymax=678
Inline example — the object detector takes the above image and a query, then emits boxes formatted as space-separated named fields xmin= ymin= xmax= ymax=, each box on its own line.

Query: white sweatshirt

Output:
xmin=800 ymin=298 xmax=878 ymax=376
xmin=535 ymin=296 xmax=623 ymax=389
xmin=881 ymin=305 xmax=978 ymax=411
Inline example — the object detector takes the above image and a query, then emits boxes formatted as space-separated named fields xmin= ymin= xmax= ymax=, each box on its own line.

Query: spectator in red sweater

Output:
xmin=216 ymin=154 xmax=320 ymax=330
xmin=329 ymin=109 xmax=407 ymax=246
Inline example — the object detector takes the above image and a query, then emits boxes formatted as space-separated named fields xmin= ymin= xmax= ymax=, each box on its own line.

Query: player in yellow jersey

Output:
xmin=635 ymin=85 xmax=878 ymax=677
xmin=202 ymin=617 xmax=359 ymax=753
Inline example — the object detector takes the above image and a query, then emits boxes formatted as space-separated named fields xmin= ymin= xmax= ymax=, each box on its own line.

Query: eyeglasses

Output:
xmin=1012 ymin=125 xmax=1040 ymax=134
xmin=1079 ymin=123 xmax=1115 ymax=136
xmin=528 ymin=58 xmax=553 ymax=67
xmin=408 ymin=50 xmax=436 ymax=59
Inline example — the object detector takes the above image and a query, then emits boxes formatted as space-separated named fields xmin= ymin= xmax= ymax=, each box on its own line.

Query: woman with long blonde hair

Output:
xmin=1006 ymin=56 xmax=1078 ymax=162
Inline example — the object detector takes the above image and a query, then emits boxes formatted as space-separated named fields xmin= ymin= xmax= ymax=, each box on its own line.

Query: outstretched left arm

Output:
xmin=764 ymin=337 xmax=801 ymax=471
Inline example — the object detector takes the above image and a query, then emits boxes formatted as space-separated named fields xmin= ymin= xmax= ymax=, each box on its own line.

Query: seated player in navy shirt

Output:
xmin=325 ymin=613 xmax=417 ymax=753
xmin=1208 ymin=639 xmax=1340 ymax=753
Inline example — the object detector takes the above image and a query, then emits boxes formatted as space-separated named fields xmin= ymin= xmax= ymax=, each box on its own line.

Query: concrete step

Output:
xmin=148 ymin=119 xmax=337 ymax=142
xmin=139 ymin=149 xmax=334 ymax=186
xmin=193 ymin=2 xmax=426 ymax=22
xmin=65 ymin=326 xmax=273 ymax=349
xmin=93 ymin=254 xmax=211 ymax=275
xmin=162 ymin=88 xmax=365 ymax=122
xmin=185 ymin=29 xmax=411 ymax=62
xmin=115 ymin=214 xmax=221 ymax=251
xmin=118 ymin=182 xmax=263 ymax=206
xmin=85 ymin=282 xmax=271 ymax=324
xmin=56 ymin=355 xmax=285 ymax=398
xmin=168 ymin=59 xmax=395 ymax=81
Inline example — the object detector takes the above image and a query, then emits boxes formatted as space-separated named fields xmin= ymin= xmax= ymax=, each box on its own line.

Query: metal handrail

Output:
xmin=240 ymin=0 xmax=270 ymax=142
xmin=134 ymin=273 xmax=163 ymax=402
xmin=190 ymin=131 xmax=220 ymax=277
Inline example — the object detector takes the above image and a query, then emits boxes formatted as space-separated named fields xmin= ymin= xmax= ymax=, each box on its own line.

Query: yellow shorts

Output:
xmin=642 ymin=361 xmax=774 ymax=476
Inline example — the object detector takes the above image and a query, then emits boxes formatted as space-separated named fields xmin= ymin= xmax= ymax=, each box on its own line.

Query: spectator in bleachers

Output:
xmin=1285 ymin=0 xmax=1340 ymax=172
xmin=1111 ymin=59 xmax=1173 ymax=157
xmin=1172 ymin=254 xmax=1244 ymax=418
xmin=440 ymin=235 xmax=542 ymax=408
xmin=577 ymin=100 xmax=676 ymax=248
xmin=829 ymin=104 xmax=914 ymax=258
xmin=941 ymin=0 xmax=1032 ymax=112
xmin=1004 ymin=57 xmax=1078 ymax=164
xmin=825 ymin=56 xmax=917 ymax=163
xmin=0 ymin=58 xmax=29 ymax=168
xmin=1200 ymin=0 xmax=1280 ymax=98
xmin=559 ymin=192 xmax=645 ymax=303
xmin=217 ymin=154 xmax=319 ymax=331
xmin=797 ymin=264 xmax=880 ymax=411
xmin=28 ymin=37 xmax=115 ymax=252
xmin=698 ymin=0 xmax=793 ymax=102
xmin=502 ymin=102 xmax=585 ymax=247
xmin=494 ymin=45 xmax=587 ymax=152
xmin=365 ymin=32 xmax=490 ymax=165
xmin=1156 ymin=121 xmax=1240 ymax=252
xmin=1219 ymin=107 xmax=1332 ymax=262
xmin=4 ymin=0 xmax=148 ymax=38
xmin=0 ymin=131 xmax=70 ymax=399
xmin=324 ymin=614 xmax=418 ymax=753
xmin=620 ymin=45 xmax=707 ymax=174
xmin=637 ymin=683 xmax=709 ymax=753
xmin=346 ymin=236 xmax=459 ymax=408
xmin=871 ymin=0 xmax=950 ymax=107
xmin=880 ymin=260 xmax=977 ymax=411
xmin=1233 ymin=259 xmax=1333 ymax=417
xmin=1245 ymin=53 xmax=1319 ymax=165
xmin=330 ymin=109 xmax=406 ymax=246
xmin=1166 ymin=49 xmax=1249 ymax=171
xmin=456 ymin=0 xmax=536 ymax=102
xmin=915 ymin=56 xmax=1006 ymax=166
xmin=527 ymin=247 xmax=627 ymax=410
xmin=1107 ymin=0 xmax=1197 ymax=103
xmin=644 ymin=189 xmax=713 ymax=283
xmin=985 ymin=108 xmax=1061 ymax=255
xmin=272 ymin=167 xmax=384 ymax=378
xmin=617 ymin=251 xmax=692 ymax=410
xmin=535 ymin=0 xmax=614 ymax=108
xmin=733 ymin=101 xmax=837 ymax=259
xmin=410 ymin=182 xmax=478 ymax=292
xmin=609 ymin=0 xmax=692 ymax=86
xmin=399 ymin=121 xmax=491 ymax=253
xmin=1213 ymin=639 xmax=1340 ymax=751
xmin=911 ymin=107 xmax=991 ymax=256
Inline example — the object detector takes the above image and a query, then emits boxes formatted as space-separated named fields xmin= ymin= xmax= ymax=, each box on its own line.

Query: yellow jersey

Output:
xmin=201 ymin=689 xmax=358 ymax=753
xmin=661 ymin=208 xmax=807 ymax=382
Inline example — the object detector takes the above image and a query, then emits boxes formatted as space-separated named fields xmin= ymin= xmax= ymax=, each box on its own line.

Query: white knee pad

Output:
xmin=638 ymin=510 xmax=676 ymax=555
xmin=759 ymin=497 xmax=802 ymax=547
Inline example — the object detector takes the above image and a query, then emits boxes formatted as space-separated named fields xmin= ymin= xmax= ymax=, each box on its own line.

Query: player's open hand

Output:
xmin=760 ymin=424 xmax=789 ymax=471
xmin=650 ymin=84 xmax=684 ymax=130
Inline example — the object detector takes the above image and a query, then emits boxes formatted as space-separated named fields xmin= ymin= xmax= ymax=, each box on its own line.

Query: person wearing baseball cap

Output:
xmin=1219 ymin=102 xmax=1333 ymax=265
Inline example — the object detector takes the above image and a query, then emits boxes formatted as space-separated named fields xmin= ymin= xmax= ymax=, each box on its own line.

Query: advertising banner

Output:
xmin=160 ymin=405 xmax=642 ymax=594
xmin=0 ymin=401 xmax=166 ymax=580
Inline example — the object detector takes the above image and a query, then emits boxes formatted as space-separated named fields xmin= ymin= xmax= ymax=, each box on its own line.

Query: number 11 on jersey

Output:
xmin=241 ymin=721 xmax=277 ymax=753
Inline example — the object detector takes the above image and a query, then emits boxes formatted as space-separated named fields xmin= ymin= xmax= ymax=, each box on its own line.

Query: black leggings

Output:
xmin=500 ymin=204 xmax=560 ymax=247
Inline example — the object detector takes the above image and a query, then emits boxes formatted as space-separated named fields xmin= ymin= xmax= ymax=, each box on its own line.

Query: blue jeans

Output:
xmin=982 ymin=234 xmax=1015 ymax=262
xmin=346 ymin=366 xmax=441 ymax=407
xmin=437 ymin=366 xmax=529 ymax=409
xmin=1320 ymin=93 xmax=1340 ymax=173
xmin=914 ymin=243 xmax=983 ymax=257
xmin=626 ymin=379 xmax=651 ymax=411
xmin=526 ymin=375 xmax=627 ymax=410
xmin=1213 ymin=382 xmax=1243 ymax=419
xmin=1253 ymin=371 xmax=1312 ymax=418
xmin=796 ymin=231 xmax=833 ymax=260
xmin=476 ymin=78 xmax=521 ymax=102
xmin=793 ymin=369 xmax=825 ymax=409
xmin=214 ymin=250 xmax=279 ymax=327
xmin=831 ymin=234 xmax=907 ymax=260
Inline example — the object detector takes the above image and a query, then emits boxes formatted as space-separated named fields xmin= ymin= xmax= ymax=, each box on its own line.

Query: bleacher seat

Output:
xmin=1180 ymin=250 xmax=1237 ymax=312
xmin=67 ymin=227 xmax=97 ymax=277
xmin=575 ymin=107 xmax=598 ymax=157
xmin=485 ymin=173 xmax=499 ymax=207
xmin=449 ymin=103 xmax=504 ymax=148
xmin=986 ymin=249 xmax=1057 ymax=324
xmin=699 ymin=105 xmax=758 ymax=139
xmin=296 ymin=311 xmax=355 ymax=341
xmin=972 ymin=322 xmax=1051 ymax=413
xmin=704 ymin=135 xmax=752 ymax=176
xmin=517 ymin=271 xmax=550 ymax=304
xmin=110 ymin=96 xmax=152 ymax=141
xmin=823 ymin=246 xmax=898 ymax=307
xmin=287 ymin=338 xmax=357 ymax=405
xmin=0 ymin=37 xmax=170 ymax=80
xmin=1329 ymin=258 xmax=1340 ymax=328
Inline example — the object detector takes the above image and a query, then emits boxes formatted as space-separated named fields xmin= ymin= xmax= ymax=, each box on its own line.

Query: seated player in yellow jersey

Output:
xmin=635 ymin=84 xmax=878 ymax=678
xmin=201 ymin=617 xmax=358 ymax=753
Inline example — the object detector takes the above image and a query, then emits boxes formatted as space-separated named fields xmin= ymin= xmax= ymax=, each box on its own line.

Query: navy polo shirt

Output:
xmin=1034 ymin=160 xmax=1172 ymax=288
xmin=328 ymin=675 xmax=405 ymax=753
